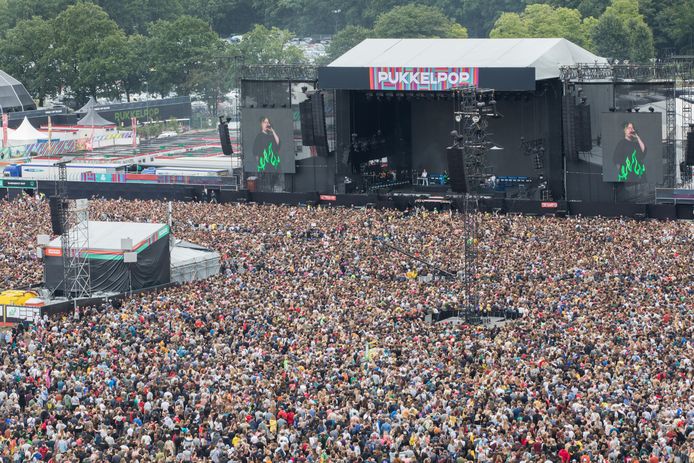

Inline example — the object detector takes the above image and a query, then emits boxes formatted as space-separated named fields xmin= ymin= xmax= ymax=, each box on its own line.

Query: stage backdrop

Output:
xmin=242 ymin=108 xmax=295 ymax=173
xmin=601 ymin=112 xmax=662 ymax=183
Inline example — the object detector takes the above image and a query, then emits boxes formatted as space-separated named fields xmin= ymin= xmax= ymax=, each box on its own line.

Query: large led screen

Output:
xmin=601 ymin=112 xmax=662 ymax=183
xmin=242 ymin=108 xmax=295 ymax=174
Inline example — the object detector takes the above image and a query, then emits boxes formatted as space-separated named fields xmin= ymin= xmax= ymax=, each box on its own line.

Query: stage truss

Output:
xmin=57 ymin=162 xmax=91 ymax=299
xmin=452 ymin=87 xmax=499 ymax=316
xmin=560 ymin=61 xmax=694 ymax=187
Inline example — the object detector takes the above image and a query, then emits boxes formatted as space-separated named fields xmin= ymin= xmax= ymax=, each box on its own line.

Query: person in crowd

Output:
xmin=0 ymin=193 xmax=691 ymax=462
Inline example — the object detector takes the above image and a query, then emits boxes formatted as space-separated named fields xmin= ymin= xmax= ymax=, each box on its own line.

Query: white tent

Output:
xmin=170 ymin=240 xmax=220 ymax=283
xmin=8 ymin=117 xmax=46 ymax=146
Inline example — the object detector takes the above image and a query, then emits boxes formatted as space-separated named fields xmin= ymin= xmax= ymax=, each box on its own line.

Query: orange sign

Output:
xmin=44 ymin=248 xmax=62 ymax=257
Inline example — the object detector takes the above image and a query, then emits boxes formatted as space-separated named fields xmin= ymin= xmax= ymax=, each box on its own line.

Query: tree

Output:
xmin=627 ymin=18 xmax=655 ymax=62
xmin=641 ymin=0 xmax=694 ymax=54
xmin=146 ymin=16 xmax=228 ymax=96
xmin=323 ymin=26 xmax=371 ymax=63
xmin=0 ymin=17 xmax=60 ymax=106
xmin=0 ymin=0 xmax=10 ymax=34
xmin=534 ymin=0 xmax=610 ymax=18
xmin=119 ymin=34 xmax=150 ymax=101
xmin=2 ymin=0 xmax=73 ymax=30
xmin=591 ymin=11 xmax=631 ymax=59
xmin=372 ymin=3 xmax=467 ymax=38
xmin=591 ymin=0 xmax=654 ymax=61
xmin=489 ymin=4 xmax=596 ymax=49
xmin=489 ymin=12 xmax=529 ymax=38
xmin=94 ymin=0 xmax=184 ymax=34
xmin=234 ymin=24 xmax=306 ymax=65
xmin=460 ymin=0 xmax=527 ymax=38
xmin=52 ymin=2 xmax=129 ymax=106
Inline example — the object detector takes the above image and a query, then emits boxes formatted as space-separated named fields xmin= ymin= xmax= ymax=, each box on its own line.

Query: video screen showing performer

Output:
xmin=253 ymin=116 xmax=281 ymax=172
xmin=613 ymin=121 xmax=647 ymax=182
xmin=241 ymin=108 xmax=295 ymax=174
xmin=601 ymin=112 xmax=662 ymax=183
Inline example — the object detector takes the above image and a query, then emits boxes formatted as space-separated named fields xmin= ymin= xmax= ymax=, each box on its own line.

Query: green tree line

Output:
xmin=1 ymin=0 xmax=692 ymax=108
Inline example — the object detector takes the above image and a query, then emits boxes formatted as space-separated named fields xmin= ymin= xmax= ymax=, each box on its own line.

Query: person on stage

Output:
xmin=253 ymin=116 xmax=281 ymax=172
xmin=612 ymin=121 xmax=647 ymax=182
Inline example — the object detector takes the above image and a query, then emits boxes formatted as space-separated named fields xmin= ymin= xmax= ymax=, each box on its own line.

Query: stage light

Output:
xmin=472 ymin=115 xmax=480 ymax=123
xmin=455 ymin=113 xmax=462 ymax=122
xmin=634 ymin=107 xmax=640 ymax=112
xmin=488 ymin=99 xmax=496 ymax=106
xmin=649 ymin=107 xmax=655 ymax=112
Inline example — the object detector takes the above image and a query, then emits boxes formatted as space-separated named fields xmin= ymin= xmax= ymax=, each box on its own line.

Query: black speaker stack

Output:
xmin=300 ymin=93 xmax=329 ymax=156
xmin=575 ymin=102 xmax=592 ymax=152
xmin=686 ymin=130 xmax=694 ymax=166
xmin=561 ymin=95 xmax=577 ymax=161
xmin=446 ymin=147 xmax=467 ymax=193
xmin=299 ymin=100 xmax=315 ymax=146
xmin=218 ymin=119 xmax=233 ymax=156
xmin=49 ymin=196 xmax=64 ymax=236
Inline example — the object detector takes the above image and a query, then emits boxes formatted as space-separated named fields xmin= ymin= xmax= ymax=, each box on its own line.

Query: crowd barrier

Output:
xmin=25 ymin=181 xmax=694 ymax=220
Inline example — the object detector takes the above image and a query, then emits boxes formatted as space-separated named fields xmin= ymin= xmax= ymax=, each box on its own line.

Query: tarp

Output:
xmin=44 ymin=221 xmax=171 ymax=295
xmin=76 ymin=108 xmax=115 ymax=127
xmin=44 ymin=234 xmax=170 ymax=295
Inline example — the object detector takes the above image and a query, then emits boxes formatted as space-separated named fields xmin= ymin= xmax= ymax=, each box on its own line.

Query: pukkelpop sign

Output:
xmin=369 ymin=67 xmax=479 ymax=91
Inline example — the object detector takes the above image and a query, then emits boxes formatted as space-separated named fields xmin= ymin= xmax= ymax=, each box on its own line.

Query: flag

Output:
xmin=1 ymin=113 xmax=7 ymax=148
xmin=131 ymin=117 xmax=137 ymax=148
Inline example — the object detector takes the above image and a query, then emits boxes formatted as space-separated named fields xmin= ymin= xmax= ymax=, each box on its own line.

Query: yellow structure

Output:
xmin=0 ymin=290 xmax=38 ymax=306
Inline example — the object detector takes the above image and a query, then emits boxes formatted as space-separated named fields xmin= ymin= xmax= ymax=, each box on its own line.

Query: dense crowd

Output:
xmin=0 ymin=194 xmax=691 ymax=463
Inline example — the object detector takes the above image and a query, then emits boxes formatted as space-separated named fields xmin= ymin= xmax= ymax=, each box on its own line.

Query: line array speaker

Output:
xmin=48 ymin=196 xmax=64 ymax=236
xmin=562 ymin=95 xmax=577 ymax=161
xmin=446 ymin=147 xmax=467 ymax=193
xmin=299 ymin=100 xmax=315 ymax=146
xmin=575 ymin=103 xmax=592 ymax=152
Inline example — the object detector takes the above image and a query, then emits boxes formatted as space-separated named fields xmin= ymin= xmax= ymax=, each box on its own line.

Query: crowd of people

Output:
xmin=0 ymin=193 xmax=691 ymax=463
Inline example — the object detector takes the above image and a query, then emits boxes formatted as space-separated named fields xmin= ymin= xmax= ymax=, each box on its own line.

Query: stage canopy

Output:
xmin=44 ymin=221 xmax=171 ymax=295
xmin=319 ymin=38 xmax=606 ymax=92
xmin=0 ymin=70 xmax=36 ymax=112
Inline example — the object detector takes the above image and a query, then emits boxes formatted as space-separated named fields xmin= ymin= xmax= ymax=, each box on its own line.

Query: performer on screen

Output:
xmin=253 ymin=116 xmax=281 ymax=172
xmin=613 ymin=121 xmax=647 ymax=182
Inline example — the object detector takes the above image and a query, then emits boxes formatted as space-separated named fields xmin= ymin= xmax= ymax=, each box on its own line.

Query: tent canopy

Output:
xmin=77 ymin=96 xmax=97 ymax=114
xmin=46 ymin=221 xmax=168 ymax=254
xmin=0 ymin=70 xmax=36 ymax=112
xmin=9 ymin=117 xmax=46 ymax=141
xmin=327 ymin=38 xmax=606 ymax=81
xmin=76 ymin=108 xmax=115 ymax=127
xmin=171 ymin=239 xmax=221 ymax=283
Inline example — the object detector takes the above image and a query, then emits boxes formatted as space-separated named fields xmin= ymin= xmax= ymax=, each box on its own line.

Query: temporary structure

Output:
xmin=8 ymin=117 xmax=46 ymax=146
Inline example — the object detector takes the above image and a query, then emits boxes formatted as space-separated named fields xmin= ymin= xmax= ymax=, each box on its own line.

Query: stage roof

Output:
xmin=46 ymin=221 xmax=169 ymax=254
xmin=319 ymin=38 xmax=606 ymax=91
xmin=0 ymin=70 xmax=37 ymax=112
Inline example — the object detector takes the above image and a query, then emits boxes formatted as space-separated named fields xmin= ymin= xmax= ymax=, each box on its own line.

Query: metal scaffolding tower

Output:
xmin=461 ymin=194 xmax=480 ymax=315
xmin=57 ymin=162 xmax=91 ymax=299
xmin=452 ymin=87 xmax=498 ymax=317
